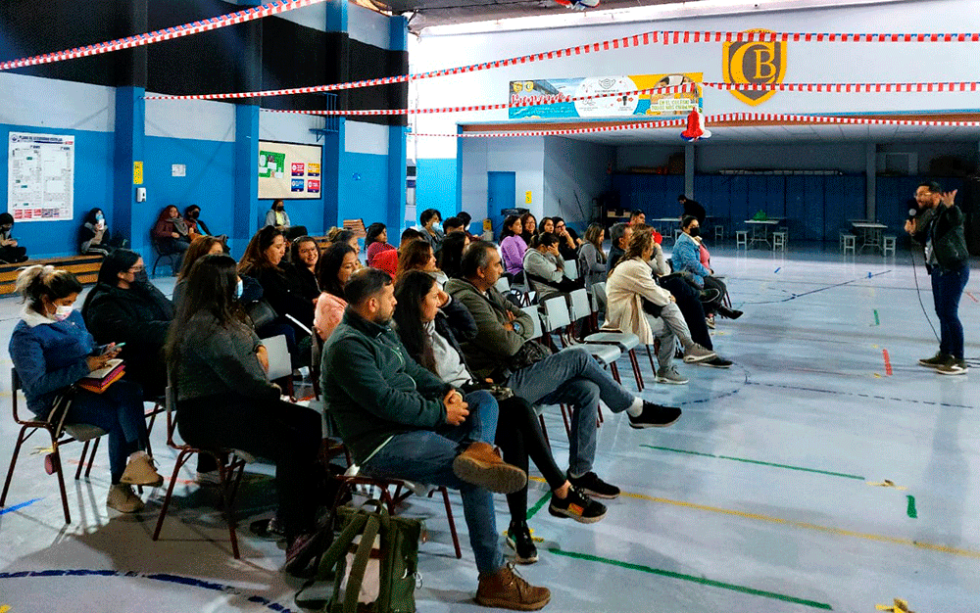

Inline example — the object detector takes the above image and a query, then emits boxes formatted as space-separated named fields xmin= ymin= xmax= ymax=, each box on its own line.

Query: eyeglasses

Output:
xmin=128 ymin=266 xmax=145 ymax=273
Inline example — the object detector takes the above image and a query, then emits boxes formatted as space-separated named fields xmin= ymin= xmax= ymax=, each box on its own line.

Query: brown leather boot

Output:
xmin=476 ymin=564 xmax=551 ymax=610
xmin=453 ymin=442 xmax=527 ymax=494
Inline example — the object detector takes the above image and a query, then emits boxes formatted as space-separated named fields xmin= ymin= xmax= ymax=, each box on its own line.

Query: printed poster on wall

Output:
xmin=7 ymin=132 xmax=75 ymax=222
xmin=508 ymin=73 xmax=703 ymax=120
xmin=258 ymin=140 xmax=323 ymax=200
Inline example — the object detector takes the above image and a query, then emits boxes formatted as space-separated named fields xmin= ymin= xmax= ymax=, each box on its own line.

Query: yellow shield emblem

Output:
xmin=722 ymin=29 xmax=787 ymax=106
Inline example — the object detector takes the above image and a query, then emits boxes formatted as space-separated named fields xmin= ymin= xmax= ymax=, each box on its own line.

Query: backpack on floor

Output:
xmin=309 ymin=500 xmax=423 ymax=613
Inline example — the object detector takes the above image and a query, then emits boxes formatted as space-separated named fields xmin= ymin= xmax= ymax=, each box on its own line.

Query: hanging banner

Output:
xmin=7 ymin=132 xmax=74 ymax=222
xmin=509 ymin=73 xmax=702 ymax=119
xmin=723 ymin=29 xmax=787 ymax=106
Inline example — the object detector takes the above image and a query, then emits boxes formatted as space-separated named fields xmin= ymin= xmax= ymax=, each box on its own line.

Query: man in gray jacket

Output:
xmin=446 ymin=241 xmax=682 ymax=501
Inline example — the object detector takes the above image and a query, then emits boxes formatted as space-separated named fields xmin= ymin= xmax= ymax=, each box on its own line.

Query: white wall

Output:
xmin=259 ymin=111 xmax=324 ymax=145
xmin=460 ymin=137 xmax=545 ymax=222
xmin=544 ymin=137 xmax=615 ymax=226
xmin=146 ymin=95 xmax=236 ymax=142
xmin=349 ymin=2 xmax=391 ymax=48
xmin=0 ymin=72 xmax=113 ymax=132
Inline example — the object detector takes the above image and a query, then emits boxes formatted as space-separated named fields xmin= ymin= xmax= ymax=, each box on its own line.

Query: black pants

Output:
xmin=178 ymin=395 xmax=321 ymax=541
xmin=702 ymin=276 xmax=729 ymax=316
xmin=494 ymin=396 xmax=566 ymax=525
xmin=0 ymin=245 xmax=27 ymax=263
xmin=659 ymin=276 xmax=713 ymax=349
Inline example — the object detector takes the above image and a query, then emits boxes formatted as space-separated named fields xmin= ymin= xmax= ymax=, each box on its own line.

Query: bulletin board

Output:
xmin=258 ymin=140 xmax=322 ymax=200
xmin=7 ymin=132 xmax=75 ymax=222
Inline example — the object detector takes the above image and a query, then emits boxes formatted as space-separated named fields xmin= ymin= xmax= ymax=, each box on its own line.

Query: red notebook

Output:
xmin=78 ymin=359 xmax=126 ymax=394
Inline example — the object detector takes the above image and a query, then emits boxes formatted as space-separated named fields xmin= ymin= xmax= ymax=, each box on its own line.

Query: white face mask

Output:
xmin=53 ymin=305 xmax=73 ymax=321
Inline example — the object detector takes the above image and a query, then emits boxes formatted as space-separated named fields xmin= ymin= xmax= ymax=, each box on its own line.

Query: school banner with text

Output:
xmin=508 ymin=73 xmax=702 ymax=120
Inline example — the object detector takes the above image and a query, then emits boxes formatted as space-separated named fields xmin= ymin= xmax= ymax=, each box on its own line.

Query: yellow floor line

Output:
xmin=528 ymin=476 xmax=980 ymax=559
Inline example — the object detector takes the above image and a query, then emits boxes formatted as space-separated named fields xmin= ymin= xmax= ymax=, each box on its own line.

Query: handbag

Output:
xmin=300 ymin=500 xmax=423 ymax=613
xmin=245 ymin=299 xmax=278 ymax=330
xmin=507 ymin=339 xmax=553 ymax=372
xmin=461 ymin=379 xmax=515 ymax=401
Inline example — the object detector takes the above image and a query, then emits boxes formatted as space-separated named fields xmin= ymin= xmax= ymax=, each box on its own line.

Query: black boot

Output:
xmin=717 ymin=304 xmax=743 ymax=319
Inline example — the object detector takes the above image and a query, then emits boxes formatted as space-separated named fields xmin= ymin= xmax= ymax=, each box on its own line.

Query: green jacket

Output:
xmin=444 ymin=278 xmax=535 ymax=378
xmin=321 ymin=308 xmax=452 ymax=464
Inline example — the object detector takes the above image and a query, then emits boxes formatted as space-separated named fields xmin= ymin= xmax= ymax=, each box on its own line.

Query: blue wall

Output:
xmin=338 ymin=152 xmax=390 ymax=231
xmin=0 ymin=124 xmax=113 ymax=259
xmin=415 ymin=158 xmax=459 ymax=224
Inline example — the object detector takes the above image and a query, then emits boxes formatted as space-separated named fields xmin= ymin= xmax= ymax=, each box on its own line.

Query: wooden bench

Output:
xmin=0 ymin=254 xmax=104 ymax=296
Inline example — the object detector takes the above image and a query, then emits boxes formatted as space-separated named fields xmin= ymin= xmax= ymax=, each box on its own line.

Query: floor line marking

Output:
xmin=640 ymin=445 xmax=865 ymax=480
xmin=906 ymin=496 xmax=918 ymax=519
xmin=617 ymin=491 xmax=980 ymax=559
xmin=873 ymin=309 xmax=880 ymax=326
xmin=548 ymin=547 xmax=833 ymax=610
xmin=966 ymin=291 xmax=978 ymax=303
xmin=0 ymin=498 xmax=41 ymax=516
xmin=883 ymin=349 xmax=893 ymax=376
xmin=526 ymin=491 xmax=552 ymax=521
xmin=745 ymin=381 xmax=973 ymax=409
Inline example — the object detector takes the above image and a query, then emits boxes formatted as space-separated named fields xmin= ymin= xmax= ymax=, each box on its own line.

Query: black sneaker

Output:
xmin=935 ymin=358 xmax=968 ymax=376
xmin=505 ymin=520 xmax=538 ymax=564
xmin=918 ymin=352 xmax=951 ymax=369
xmin=567 ymin=471 xmax=620 ymax=500
xmin=548 ymin=485 xmax=607 ymax=524
xmin=628 ymin=401 xmax=682 ymax=429
xmin=699 ymin=356 xmax=733 ymax=368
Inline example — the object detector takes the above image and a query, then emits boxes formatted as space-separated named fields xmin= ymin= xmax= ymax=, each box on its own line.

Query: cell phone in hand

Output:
xmin=100 ymin=342 xmax=125 ymax=355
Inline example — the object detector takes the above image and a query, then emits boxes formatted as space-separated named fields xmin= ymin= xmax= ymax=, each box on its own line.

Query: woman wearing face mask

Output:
xmin=674 ymin=215 xmax=742 ymax=324
xmin=80 ymin=208 xmax=113 ymax=256
xmin=165 ymin=254 xmax=321 ymax=572
xmin=313 ymin=242 xmax=358 ymax=341
xmin=152 ymin=205 xmax=197 ymax=274
xmin=82 ymin=249 xmax=174 ymax=398
xmin=184 ymin=205 xmax=228 ymax=246
xmin=418 ymin=208 xmax=445 ymax=253
xmin=0 ymin=212 xmax=28 ymax=263
xmin=265 ymin=200 xmax=291 ymax=232
xmin=10 ymin=266 xmax=163 ymax=513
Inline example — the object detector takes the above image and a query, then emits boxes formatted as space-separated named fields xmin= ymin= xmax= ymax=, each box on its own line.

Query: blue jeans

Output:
xmin=361 ymin=391 xmax=504 ymax=575
xmin=506 ymin=348 xmax=635 ymax=476
xmin=931 ymin=263 xmax=970 ymax=359
xmin=67 ymin=380 xmax=147 ymax=483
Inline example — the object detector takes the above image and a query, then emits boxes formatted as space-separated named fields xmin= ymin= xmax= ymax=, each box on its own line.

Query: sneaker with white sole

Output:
xmin=656 ymin=365 xmax=689 ymax=385
xmin=505 ymin=520 xmax=538 ymax=564
xmin=567 ymin=471 xmax=620 ymax=499
xmin=918 ymin=352 xmax=951 ymax=369
xmin=107 ymin=484 xmax=144 ymax=513
xmin=936 ymin=358 xmax=968 ymax=376
xmin=682 ymin=343 xmax=717 ymax=363
xmin=628 ymin=401 xmax=682 ymax=429
xmin=548 ymin=485 xmax=607 ymax=524
xmin=699 ymin=356 xmax=733 ymax=368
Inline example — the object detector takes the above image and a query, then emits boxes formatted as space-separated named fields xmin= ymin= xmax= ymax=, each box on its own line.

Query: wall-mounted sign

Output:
xmin=258 ymin=140 xmax=323 ymax=200
xmin=525 ymin=191 xmax=532 ymax=204
xmin=133 ymin=161 xmax=143 ymax=185
xmin=172 ymin=164 xmax=186 ymax=177
xmin=722 ymin=29 xmax=787 ymax=106
xmin=508 ymin=73 xmax=703 ymax=120
xmin=7 ymin=132 xmax=74 ymax=222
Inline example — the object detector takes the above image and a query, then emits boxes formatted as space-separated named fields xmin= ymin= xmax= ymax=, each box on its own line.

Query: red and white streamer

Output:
xmin=0 ymin=0 xmax=327 ymax=72
xmin=703 ymin=81 xmax=980 ymax=93
xmin=142 ymin=30 xmax=980 ymax=101
xmin=406 ymin=113 xmax=980 ymax=138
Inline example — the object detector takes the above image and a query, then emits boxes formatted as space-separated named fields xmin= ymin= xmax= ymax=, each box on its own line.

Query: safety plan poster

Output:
xmin=7 ymin=132 xmax=75 ymax=222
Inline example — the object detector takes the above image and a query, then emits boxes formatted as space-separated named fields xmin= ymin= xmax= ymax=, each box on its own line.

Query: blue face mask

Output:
xmin=235 ymin=279 xmax=244 ymax=300
xmin=95 ymin=214 xmax=104 ymax=222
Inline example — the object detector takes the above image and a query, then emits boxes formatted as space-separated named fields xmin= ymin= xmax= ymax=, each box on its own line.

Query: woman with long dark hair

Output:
xmin=82 ymin=249 xmax=173 ymax=397
xmin=172 ymin=236 xmax=225 ymax=310
xmin=577 ymin=223 xmax=607 ymax=289
xmin=151 ymin=205 xmax=196 ymax=273
xmin=499 ymin=215 xmax=527 ymax=282
xmin=289 ymin=236 xmax=320 ymax=302
xmin=396 ymin=239 xmax=448 ymax=286
xmin=79 ymin=207 xmax=114 ymax=256
xmin=393 ymin=271 xmax=605 ymax=565
xmin=165 ymin=254 xmax=320 ymax=571
xmin=519 ymin=212 xmax=537 ymax=246
xmin=437 ymin=231 xmax=469 ymax=280
xmin=313 ymin=242 xmax=357 ymax=341
xmin=364 ymin=222 xmax=395 ymax=267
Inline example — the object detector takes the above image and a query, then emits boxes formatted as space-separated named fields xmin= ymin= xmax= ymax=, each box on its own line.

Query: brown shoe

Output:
xmin=453 ymin=442 xmax=527 ymax=494
xmin=476 ymin=564 xmax=550 ymax=610
xmin=120 ymin=454 xmax=164 ymax=487
xmin=107 ymin=484 xmax=144 ymax=513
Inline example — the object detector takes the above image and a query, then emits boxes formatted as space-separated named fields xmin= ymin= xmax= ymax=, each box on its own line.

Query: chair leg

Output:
xmin=153 ymin=449 xmax=194 ymax=542
xmin=646 ymin=344 xmax=657 ymax=372
xmin=628 ymin=349 xmax=644 ymax=391
xmin=438 ymin=486 xmax=463 ymax=559
xmin=51 ymin=445 xmax=71 ymax=524
xmin=1 ymin=428 xmax=29 ymax=507
xmin=224 ymin=460 xmax=247 ymax=560
xmin=75 ymin=441 xmax=90 ymax=480
xmin=84 ymin=438 xmax=101 ymax=478
xmin=609 ymin=362 xmax=621 ymax=384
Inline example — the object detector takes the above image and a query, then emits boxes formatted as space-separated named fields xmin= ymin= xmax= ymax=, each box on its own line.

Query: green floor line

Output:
xmin=526 ymin=491 xmax=552 ymax=521
xmin=641 ymin=445 xmax=865 ymax=480
xmin=873 ymin=309 xmax=880 ymax=326
xmin=548 ymin=547 xmax=833 ymax=610
xmin=907 ymin=496 xmax=918 ymax=519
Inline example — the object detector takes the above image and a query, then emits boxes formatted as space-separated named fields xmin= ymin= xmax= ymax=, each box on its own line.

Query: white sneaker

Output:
xmin=656 ymin=366 xmax=689 ymax=385
xmin=107 ymin=484 xmax=144 ymax=513
xmin=196 ymin=470 xmax=223 ymax=485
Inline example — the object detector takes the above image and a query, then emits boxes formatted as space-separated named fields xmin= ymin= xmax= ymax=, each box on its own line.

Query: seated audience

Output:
xmin=605 ymin=230 xmax=716 ymax=384
xmin=443 ymin=216 xmax=466 ymax=235
xmin=184 ymin=205 xmax=228 ymax=245
xmin=313 ymin=242 xmax=358 ymax=341
xmin=265 ymin=199 xmax=291 ymax=231
xmin=321 ymin=267 xmax=547 ymax=610
xmin=522 ymin=233 xmax=582 ymax=301
xmin=398 ymin=238 xmax=449 ymax=287
xmin=151 ymin=205 xmax=196 ymax=273
xmin=290 ymin=236 xmax=321 ymax=303
xmin=165 ymin=254 xmax=321 ymax=573
xmin=172 ymin=236 xmax=226 ymax=310
xmin=0 ymin=212 xmax=28 ymax=263
xmin=364 ymin=222 xmax=395 ymax=267
xmin=394 ymin=271 xmax=606 ymax=564
xmin=519 ymin=212 xmax=537 ymax=246
xmin=674 ymin=215 xmax=742 ymax=322
xmin=82 ymin=249 xmax=173 ymax=397
xmin=499 ymin=215 xmax=528 ymax=282
xmin=537 ymin=216 xmax=555 ymax=237
xmin=327 ymin=227 xmax=360 ymax=257
xmin=629 ymin=209 xmax=646 ymax=227
xmin=373 ymin=228 xmax=424 ymax=279
xmin=446 ymin=241 xmax=682 ymax=501
xmin=457 ymin=211 xmax=481 ymax=241
xmin=577 ymin=223 xmax=607 ymax=289
xmin=438 ymin=231 xmax=470 ymax=280
xmin=79 ymin=208 xmax=117 ymax=256
xmin=10 ymin=266 xmax=163 ymax=513
xmin=419 ymin=208 xmax=445 ymax=253
xmin=552 ymin=217 xmax=581 ymax=261
xmin=606 ymin=222 xmax=631 ymax=274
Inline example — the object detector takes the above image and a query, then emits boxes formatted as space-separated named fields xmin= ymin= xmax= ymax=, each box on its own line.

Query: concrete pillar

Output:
xmin=866 ymin=142 xmax=877 ymax=221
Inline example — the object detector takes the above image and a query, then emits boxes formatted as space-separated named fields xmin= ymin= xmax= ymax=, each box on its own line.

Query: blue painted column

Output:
xmin=321 ymin=0 xmax=349 ymax=233
xmin=113 ymin=87 xmax=147 ymax=255
xmin=231 ymin=0 xmax=264 ymax=258
xmin=387 ymin=15 xmax=409 ymax=234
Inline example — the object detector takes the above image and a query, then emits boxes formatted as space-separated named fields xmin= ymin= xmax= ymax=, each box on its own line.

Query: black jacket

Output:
xmin=83 ymin=282 xmax=174 ymax=396
xmin=253 ymin=264 xmax=315 ymax=330
xmin=914 ymin=204 xmax=969 ymax=271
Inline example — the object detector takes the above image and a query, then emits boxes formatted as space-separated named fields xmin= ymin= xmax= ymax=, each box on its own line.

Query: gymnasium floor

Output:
xmin=1 ymin=242 xmax=978 ymax=613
